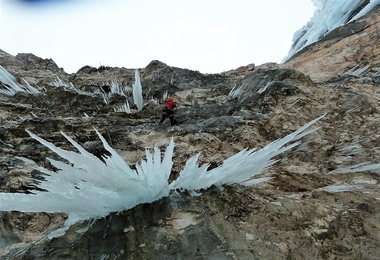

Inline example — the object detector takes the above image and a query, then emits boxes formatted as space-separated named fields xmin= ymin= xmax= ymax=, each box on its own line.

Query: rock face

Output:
xmin=1 ymin=7 xmax=380 ymax=259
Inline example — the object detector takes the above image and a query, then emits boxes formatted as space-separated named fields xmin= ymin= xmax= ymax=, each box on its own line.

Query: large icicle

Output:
xmin=0 ymin=115 xmax=324 ymax=228
xmin=132 ymin=69 xmax=143 ymax=111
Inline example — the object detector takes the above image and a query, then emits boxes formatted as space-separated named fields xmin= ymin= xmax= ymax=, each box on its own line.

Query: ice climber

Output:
xmin=159 ymin=97 xmax=177 ymax=126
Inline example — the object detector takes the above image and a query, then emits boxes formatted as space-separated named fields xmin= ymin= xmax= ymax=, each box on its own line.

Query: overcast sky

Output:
xmin=0 ymin=0 xmax=314 ymax=73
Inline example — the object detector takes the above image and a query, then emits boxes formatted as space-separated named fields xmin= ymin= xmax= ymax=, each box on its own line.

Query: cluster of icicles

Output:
xmin=0 ymin=115 xmax=324 ymax=236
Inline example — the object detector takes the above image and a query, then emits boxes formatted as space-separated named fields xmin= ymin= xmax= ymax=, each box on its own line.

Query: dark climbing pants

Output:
xmin=160 ymin=108 xmax=176 ymax=126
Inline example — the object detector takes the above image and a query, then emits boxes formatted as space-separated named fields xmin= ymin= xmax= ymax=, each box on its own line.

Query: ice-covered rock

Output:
xmin=285 ymin=0 xmax=380 ymax=60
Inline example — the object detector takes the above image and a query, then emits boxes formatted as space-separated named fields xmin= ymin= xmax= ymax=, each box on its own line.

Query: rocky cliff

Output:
xmin=0 ymin=6 xmax=379 ymax=260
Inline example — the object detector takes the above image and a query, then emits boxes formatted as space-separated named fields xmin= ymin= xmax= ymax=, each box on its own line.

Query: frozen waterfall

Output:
xmin=132 ymin=69 xmax=143 ymax=111
xmin=285 ymin=0 xmax=380 ymax=60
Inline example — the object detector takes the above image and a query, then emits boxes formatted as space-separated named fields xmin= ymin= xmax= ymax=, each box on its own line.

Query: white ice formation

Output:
xmin=51 ymin=76 xmax=95 ymax=97
xmin=0 ymin=115 xmax=324 ymax=233
xmin=285 ymin=0 xmax=380 ymax=60
xmin=132 ymin=69 xmax=143 ymax=111
xmin=113 ymin=100 xmax=131 ymax=113
xmin=162 ymin=90 xmax=169 ymax=102
xmin=228 ymin=84 xmax=243 ymax=99
xmin=319 ymin=183 xmax=361 ymax=193
xmin=110 ymin=80 xmax=126 ymax=96
xmin=347 ymin=162 xmax=380 ymax=173
xmin=0 ymin=65 xmax=41 ymax=96
xmin=52 ymin=76 xmax=76 ymax=89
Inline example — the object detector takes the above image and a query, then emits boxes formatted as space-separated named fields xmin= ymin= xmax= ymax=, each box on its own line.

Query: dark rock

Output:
xmin=372 ymin=72 xmax=380 ymax=84
xmin=76 ymin=65 xmax=98 ymax=74
xmin=144 ymin=60 xmax=168 ymax=75
xmin=201 ymin=116 xmax=242 ymax=132
xmin=0 ymin=231 xmax=22 ymax=247
xmin=236 ymin=67 xmax=314 ymax=107
xmin=323 ymin=19 xmax=369 ymax=43
xmin=0 ymin=170 xmax=8 ymax=186
xmin=344 ymin=0 xmax=370 ymax=23
xmin=15 ymin=53 xmax=62 ymax=73
xmin=232 ymin=109 xmax=259 ymax=120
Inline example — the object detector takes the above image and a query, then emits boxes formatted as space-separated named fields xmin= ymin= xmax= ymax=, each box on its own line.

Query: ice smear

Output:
xmin=0 ymin=115 xmax=324 ymax=236
xmin=319 ymin=183 xmax=363 ymax=193
xmin=347 ymin=163 xmax=380 ymax=173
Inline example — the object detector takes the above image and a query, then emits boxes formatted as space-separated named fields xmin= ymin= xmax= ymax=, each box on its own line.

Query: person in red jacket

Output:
xmin=159 ymin=97 xmax=177 ymax=125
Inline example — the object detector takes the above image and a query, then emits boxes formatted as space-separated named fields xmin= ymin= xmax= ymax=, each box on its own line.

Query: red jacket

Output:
xmin=164 ymin=101 xmax=177 ymax=110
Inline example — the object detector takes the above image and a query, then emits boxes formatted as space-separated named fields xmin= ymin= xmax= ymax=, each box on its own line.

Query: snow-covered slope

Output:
xmin=285 ymin=0 xmax=380 ymax=61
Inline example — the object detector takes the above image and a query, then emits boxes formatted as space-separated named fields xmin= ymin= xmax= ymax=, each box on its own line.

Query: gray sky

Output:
xmin=0 ymin=0 xmax=314 ymax=73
